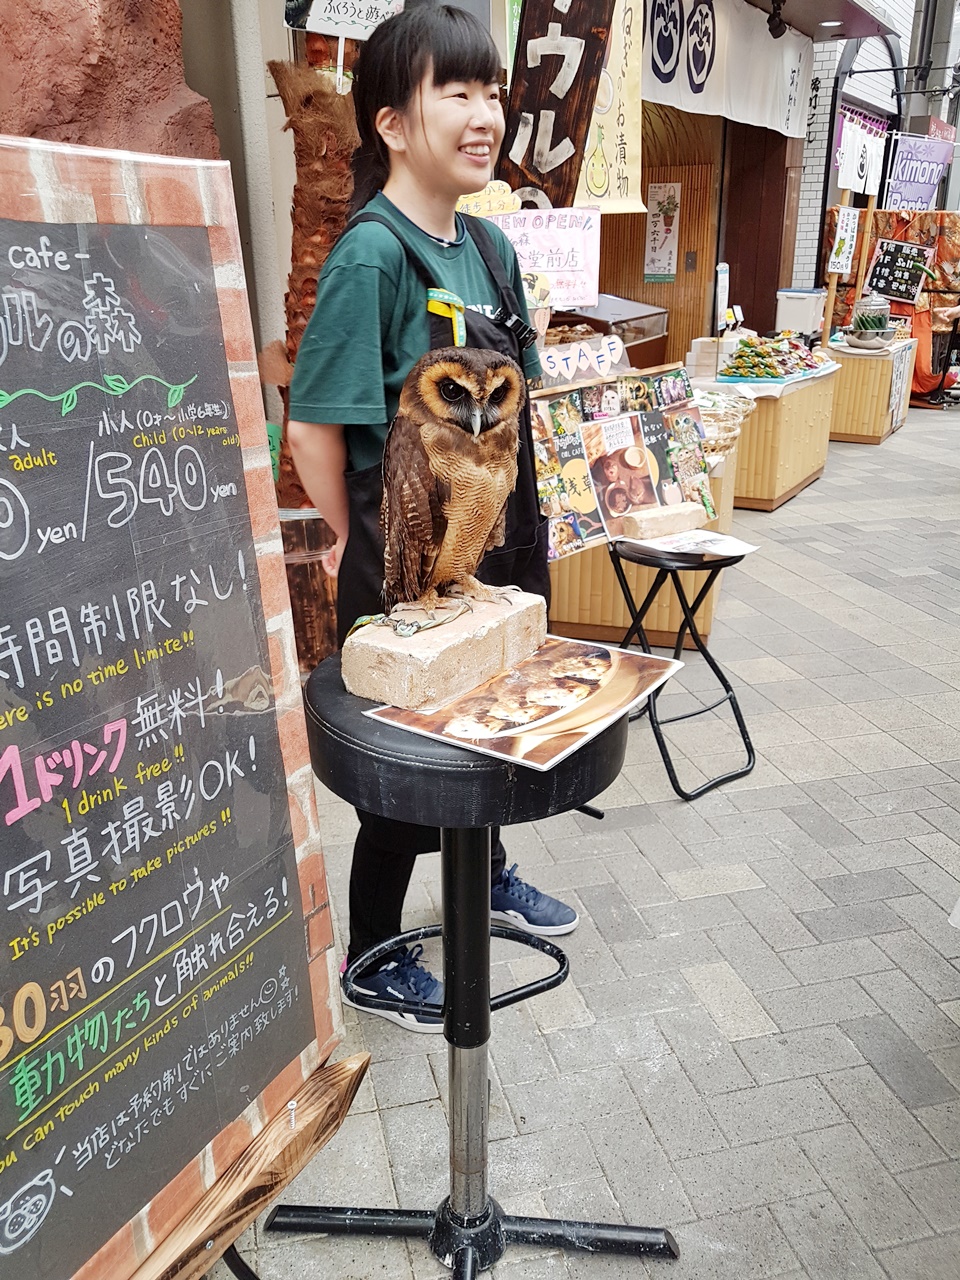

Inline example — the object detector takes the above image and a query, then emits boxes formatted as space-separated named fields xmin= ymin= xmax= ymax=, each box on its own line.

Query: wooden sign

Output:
xmin=866 ymin=239 xmax=935 ymax=305
xmin=0 ymin=136 xmax=342 ymax=1280
xmin=498 ymin=0 xmax=617 ymax=207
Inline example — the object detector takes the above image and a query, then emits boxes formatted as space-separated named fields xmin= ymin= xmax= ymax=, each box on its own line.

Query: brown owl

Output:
xmin=381 ymin=347 xmax=525 ymax=612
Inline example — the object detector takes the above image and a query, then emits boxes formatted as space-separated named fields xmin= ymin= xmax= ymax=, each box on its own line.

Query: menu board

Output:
xmin=866 ymin=238 xmax=935 ymax=304
xmin=0 ymin=219 xmax=314 ymax=1277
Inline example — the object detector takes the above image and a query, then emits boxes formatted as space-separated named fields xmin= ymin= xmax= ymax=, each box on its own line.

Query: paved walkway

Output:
xmin=213 ymin=409 xmax=960 ymax=1279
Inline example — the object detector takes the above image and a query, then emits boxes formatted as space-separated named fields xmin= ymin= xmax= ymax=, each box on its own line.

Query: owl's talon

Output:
xmin=382 ymin=597 xmax=472 ymax=636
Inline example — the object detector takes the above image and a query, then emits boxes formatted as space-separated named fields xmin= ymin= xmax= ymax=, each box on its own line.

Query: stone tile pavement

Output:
xmin=212 ymin=411 xmax=960 ymax=1278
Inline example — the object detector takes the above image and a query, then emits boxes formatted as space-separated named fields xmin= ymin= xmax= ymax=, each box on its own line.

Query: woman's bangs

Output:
xmin=428 ymin=9 xmax=501 ymax=87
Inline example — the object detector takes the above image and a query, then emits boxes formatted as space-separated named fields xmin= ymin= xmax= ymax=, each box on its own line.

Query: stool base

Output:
xmin=263 ymin=1196 xmax=679 ymax=1275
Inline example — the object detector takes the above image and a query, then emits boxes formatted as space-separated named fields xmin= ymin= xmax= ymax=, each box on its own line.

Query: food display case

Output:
xmin=549 ymin=295 xmax=669 ymax=368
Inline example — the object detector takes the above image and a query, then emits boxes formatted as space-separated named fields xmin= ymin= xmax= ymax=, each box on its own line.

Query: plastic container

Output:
xmin=852 ymin=290 xmax=891 ymax=331
xmin=775 ymin=289 xmax=826 ymax=334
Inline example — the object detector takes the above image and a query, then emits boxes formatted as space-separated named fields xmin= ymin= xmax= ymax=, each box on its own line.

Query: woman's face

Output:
xmin=394 ymin=71 xmax=505 ymax=198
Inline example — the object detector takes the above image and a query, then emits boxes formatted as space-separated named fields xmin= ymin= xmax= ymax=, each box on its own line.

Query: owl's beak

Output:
xmin=469 ymin=404 xmax=482 ymax=437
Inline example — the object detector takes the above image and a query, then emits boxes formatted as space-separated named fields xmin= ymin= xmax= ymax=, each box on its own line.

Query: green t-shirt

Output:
xmin=288 ymin=192 xmax=542 ymax=472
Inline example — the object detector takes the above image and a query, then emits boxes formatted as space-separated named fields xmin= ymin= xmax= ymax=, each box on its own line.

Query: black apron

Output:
xmin=335 ymin=212 xmax=549 ymax=648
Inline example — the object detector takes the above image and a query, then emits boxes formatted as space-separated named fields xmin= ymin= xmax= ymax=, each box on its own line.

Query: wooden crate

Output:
xmin=733 ymin=369 xmax=838 ymax=511
xmin=548 ymin=449 xmax=735 ymax=647
xmin=829 ymin=340 xmax=917 ymax=444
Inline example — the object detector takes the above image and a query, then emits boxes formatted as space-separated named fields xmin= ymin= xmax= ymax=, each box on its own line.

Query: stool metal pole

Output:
xmin=442 ymin=826 xmax=492 ymax=1223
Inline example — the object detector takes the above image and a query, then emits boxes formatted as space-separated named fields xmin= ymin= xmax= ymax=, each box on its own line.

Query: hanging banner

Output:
xmin=826 ymin=204 xmax=861 ymax=276
xmin=574 ymin=0 xmax=645 ymax=213
xmin=833 ymin=108 xmax=889 ymax=171
xmin=883 ymin=134 xmax=954 ymax=211
xmin=488 ymin=208 xmax=601 ymax=308
xmin=499 ymin=0 xmax=617 ymax=207
xmin=643 ymin=0 xmax=812 ymax=139
xmin=644 ymin=183 xmax=681 ymax=282
xmin=836 ymin=118 xmax=885 ymax=195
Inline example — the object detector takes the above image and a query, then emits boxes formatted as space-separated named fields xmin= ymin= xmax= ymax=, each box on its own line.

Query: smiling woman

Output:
xmin=284 ymin=3 xmax=578 ymax=1030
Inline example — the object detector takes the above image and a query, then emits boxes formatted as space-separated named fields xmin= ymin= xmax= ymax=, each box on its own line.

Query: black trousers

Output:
xmin=345 ymin=525 xmax=550 ymax=965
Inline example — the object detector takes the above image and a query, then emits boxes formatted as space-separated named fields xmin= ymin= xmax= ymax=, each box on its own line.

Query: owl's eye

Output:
xmin=489 ymin=384 xmax=509 ymax=406
xmin=438 ymin=378 xmax=468 ymax=403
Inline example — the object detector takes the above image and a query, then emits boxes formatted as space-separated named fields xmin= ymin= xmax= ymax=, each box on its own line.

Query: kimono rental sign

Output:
xmin=883 ymin=134 xmax=955 ymax=211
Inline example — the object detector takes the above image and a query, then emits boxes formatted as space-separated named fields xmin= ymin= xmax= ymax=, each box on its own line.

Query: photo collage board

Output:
xmin=531 ymin=367 xmax=716 ymax=561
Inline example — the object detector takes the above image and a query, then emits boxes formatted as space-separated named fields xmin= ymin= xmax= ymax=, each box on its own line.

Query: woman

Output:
xmin=287 ymin=5 xmax=579 ymax=1033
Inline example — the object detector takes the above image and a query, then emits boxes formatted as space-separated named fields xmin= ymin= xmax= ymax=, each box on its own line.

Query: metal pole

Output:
xmin=442 ymin=827 xmax=493 ymax=1224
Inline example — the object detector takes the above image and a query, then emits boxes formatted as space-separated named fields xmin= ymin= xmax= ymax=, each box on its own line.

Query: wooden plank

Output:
xmin=734 ymin=468 xmax=826 ymax=511
xmin=129 ymin=1055 xmax=369 ymax=1280
xmin=499 ymin=0 xmax=617 ymax=206
xmin=830 ymin=429 xmax=893 ymax=444
xmin=853 ymin=193 xmax=878 ymax=301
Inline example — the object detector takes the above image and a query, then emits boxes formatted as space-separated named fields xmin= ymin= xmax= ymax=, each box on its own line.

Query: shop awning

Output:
xmin=741 ymin=0 xmax=896 ymax=40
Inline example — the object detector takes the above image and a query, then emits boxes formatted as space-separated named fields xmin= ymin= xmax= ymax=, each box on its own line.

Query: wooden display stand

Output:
xmin=732 ymin=369 xmax=839 ymax=511
xmin=548 ymin=452 xmax=735 ymax=647
xmin=829 ymin=339 xmax=918 ymax=443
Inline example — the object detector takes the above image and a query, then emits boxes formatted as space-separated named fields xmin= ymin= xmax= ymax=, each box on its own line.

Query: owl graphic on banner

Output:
xmin=650 ymin=0 xmax=718 ymax=93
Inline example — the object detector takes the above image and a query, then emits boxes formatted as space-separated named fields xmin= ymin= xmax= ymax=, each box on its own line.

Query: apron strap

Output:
xmin=461 ymin=216 xmax=539 ymax=351
xmin=347 ymin=211 xmax=438 ymax=290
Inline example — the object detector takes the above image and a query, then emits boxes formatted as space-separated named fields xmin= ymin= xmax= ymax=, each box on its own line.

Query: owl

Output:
xmin=381 ymin=347 xmax=525 ymax=612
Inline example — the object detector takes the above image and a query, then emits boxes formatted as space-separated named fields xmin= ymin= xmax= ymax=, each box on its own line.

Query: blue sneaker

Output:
xmin=490 ymin=864 xmax=579 ymax=936
xmin=342 ymin=944 xmax=445 ymax=1034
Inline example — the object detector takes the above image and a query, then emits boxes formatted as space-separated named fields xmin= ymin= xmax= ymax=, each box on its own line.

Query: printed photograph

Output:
xmin=548 ymin=511 xmax=586 ymax=560
xmin=367 ymin=638 xmax=681 ymax=771
xmin=581 ymin=415 xmax=660 ymax=536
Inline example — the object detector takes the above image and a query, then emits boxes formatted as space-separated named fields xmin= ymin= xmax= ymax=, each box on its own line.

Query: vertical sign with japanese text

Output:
xmin=574 ymin=0 xmax=645 ymax=214
xmin=644 ymin=183 xmax=681 ymax=283
xmin=499 ymin=0 xmax=617 ymax=208
xmin=0 ymin=216 xmax=315 ymax=1277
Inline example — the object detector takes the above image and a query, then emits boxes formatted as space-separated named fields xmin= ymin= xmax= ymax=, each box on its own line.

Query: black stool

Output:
xmin=608 ymin=542 xmax=755 ymax=801
xmin=254 ymin=654 xmax=678 ymax=1277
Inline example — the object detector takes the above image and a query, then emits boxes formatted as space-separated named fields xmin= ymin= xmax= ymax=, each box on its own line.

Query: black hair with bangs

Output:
xmin=349 ymin=3 xmax=501 ymax=213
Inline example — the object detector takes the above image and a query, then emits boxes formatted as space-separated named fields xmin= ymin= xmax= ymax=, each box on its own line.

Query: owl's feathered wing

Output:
xmin=381 ymin=412 xmax=450 ymax=610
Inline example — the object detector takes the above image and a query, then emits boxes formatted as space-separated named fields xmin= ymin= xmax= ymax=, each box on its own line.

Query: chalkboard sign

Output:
xmin=866 ymin=238 xmax=935 ymax=304
xmin=0 ymin=141 xmax=335 ymax=1280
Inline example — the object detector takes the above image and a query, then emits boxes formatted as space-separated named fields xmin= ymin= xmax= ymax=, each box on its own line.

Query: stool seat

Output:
xmin=303 ymin=654 xmax=628 ymax=828
xmin=612 ymin=540 xmax=745 ymax=573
